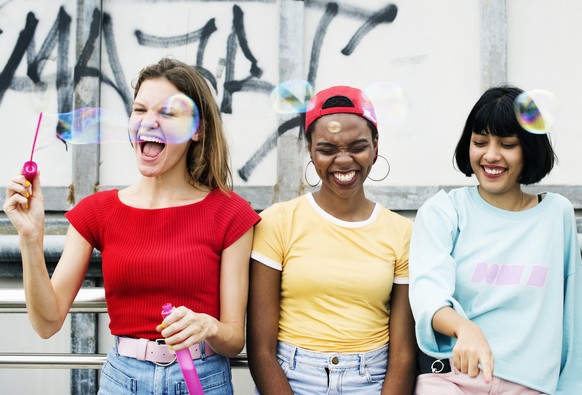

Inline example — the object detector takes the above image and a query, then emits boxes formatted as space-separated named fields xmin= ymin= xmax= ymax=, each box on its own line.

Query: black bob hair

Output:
xmin=454 ymin=85 xmax=556 ymax=185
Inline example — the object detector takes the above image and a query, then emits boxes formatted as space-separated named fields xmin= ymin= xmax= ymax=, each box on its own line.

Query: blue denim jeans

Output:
xmin=276 ymin=341 xmax=388 ymax=395
xmin=98 ymin=337 xmax=233 ymax=394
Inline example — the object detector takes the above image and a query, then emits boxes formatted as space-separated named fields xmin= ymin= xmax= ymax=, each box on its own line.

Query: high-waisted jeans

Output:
xmin=98 ymin=336 xmax=233 ymax=394
xmin=275 ymin=340 xmax=388 ymax=394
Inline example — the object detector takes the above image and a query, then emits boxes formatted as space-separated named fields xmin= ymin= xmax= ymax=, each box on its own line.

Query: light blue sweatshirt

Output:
xmin=409 ymin=186 xmax=582 ymax=394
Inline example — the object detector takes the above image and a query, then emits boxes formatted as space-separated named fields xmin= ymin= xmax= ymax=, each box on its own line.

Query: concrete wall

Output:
xmin=2 ymin=1 xmax=582 ymax=194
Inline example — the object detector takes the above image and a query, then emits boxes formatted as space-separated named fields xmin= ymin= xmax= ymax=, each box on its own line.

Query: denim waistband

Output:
xmin=277 ymin=340 xmax=388 ymax=372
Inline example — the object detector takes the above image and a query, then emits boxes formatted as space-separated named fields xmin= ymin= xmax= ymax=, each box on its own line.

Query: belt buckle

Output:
xmin=152 ymin=338 xmax=177 ymax=367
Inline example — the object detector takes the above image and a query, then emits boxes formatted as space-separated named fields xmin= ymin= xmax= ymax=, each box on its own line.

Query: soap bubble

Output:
xmin=30 ymin=93 xmax=201 ymax=153
xmin=129 ymin=93 xmax=200 ymax=145
xmin=270 ymin=80 xmax=314 ymax=114
xmin=513 ymin=89 xmax=558 ymax=134
xmin=364 ymin=81 xmax=409 ymax=124
xmin=31 ymin=107 xmax=130 ymax=152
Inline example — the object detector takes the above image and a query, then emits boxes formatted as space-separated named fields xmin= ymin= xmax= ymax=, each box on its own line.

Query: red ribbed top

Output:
xmin=65 ymin=189 xmax=260 ymax=339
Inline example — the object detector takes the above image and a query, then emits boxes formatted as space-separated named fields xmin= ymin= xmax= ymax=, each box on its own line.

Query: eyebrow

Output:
xmin=315 ymin=139 xmax=370 ymax=147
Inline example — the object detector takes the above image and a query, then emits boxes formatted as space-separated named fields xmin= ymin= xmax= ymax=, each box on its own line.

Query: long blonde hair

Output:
xmin=133 ymin=57 xmax=232 ymax=192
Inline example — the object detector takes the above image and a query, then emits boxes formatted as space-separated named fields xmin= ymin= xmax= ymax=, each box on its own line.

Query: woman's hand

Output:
xmin=3 ymin=173 xmax=45 ymax=238
xmin=433 ymin=306 xmax=495 ymax=383
xmin=452 ymin=320 xmax=495 ymax=382
xmin=156 ymin=306 xmax=218 ymax=351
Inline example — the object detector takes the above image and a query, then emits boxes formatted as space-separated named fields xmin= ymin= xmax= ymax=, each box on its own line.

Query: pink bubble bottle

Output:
xmin=161 ymin=303 xmax=204 ymax=394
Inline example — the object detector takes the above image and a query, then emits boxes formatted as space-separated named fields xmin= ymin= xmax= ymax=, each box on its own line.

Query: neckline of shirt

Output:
xmin=113 ymin=188 xmax=214 ymax=211
xmin=467 ymin=185 xmax=551 ymax=220
xmin=305 ymin=192 xmax=381 ymax=228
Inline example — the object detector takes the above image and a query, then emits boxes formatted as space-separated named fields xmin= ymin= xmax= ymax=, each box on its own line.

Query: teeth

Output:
xmin=334 ymin=171 xmax=356 ymax=182
xmin=484 ymin=167 xmax=504 ymax=175
xmin=138 ymin=135 xmax=165 ymax=144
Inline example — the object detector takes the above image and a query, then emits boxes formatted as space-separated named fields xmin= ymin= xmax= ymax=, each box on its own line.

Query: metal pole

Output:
xmin=71 ymin=279 xmax=98 ymax=395
xmin=276 ymin=0 xmax=307 ymax=203
xmin=480 ymin=0 xmax=507 ymax=90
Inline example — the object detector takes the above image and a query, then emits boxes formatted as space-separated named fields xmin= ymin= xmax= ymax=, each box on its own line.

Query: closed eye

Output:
xmin=160 ymin=108 xmax=177 ymax=117
xmin=472 ymin=140 xmax=487 ymax=147
xmin=349 ymin=145 xmax=370 ymax=153
xmin=317 ymin=148 xmax=338 ymax=155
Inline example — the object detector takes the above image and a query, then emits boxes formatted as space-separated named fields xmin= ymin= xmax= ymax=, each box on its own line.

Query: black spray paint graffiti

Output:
xmin=238 ymin=2 xmax=398 ymax=181
xmin=0 ymin=2 xmax=397 ymax=182
xmin=0 ymin=7 xmax=133 ymax=117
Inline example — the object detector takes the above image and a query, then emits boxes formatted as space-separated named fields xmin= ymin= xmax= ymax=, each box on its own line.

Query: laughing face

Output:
xmin=469 ymin=131 xmax=524 ymax=197
xmin=308 ymin=113 xmax=377 ymax=200
xmin=128 ymin=78 xmax=200 ymax=178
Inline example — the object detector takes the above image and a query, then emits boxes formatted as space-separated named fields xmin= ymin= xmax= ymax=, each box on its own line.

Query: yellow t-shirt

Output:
xmin=251 ymin=193 xmax=412 ymax=352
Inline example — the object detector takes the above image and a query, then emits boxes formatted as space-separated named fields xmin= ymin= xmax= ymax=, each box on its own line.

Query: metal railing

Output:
xmin=0 ymin=287 xmax=248 ymax=369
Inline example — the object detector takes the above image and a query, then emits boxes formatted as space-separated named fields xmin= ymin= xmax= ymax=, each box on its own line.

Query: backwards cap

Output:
xmin=304 ymin=85 xmax=378 ymax=132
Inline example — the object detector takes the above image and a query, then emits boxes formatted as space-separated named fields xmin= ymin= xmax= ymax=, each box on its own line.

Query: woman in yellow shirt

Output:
xmin=247 ymin=85 xmax=417 ymax=394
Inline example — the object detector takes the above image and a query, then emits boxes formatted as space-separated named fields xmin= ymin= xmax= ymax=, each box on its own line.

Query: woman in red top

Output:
xmin=4 ymin=57 xmax=260 ymax=394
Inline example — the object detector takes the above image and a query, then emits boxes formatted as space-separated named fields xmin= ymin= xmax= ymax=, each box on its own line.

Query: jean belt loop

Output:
xmin=113 ymin=336 xmax=119 ymax=355
xmin=200 ymin=341 xmax=207 ymax=361
xmin=359 ymin=352 xmax=366 ymax=376
xmin=290 ymin=345 xmax=298 ymax=370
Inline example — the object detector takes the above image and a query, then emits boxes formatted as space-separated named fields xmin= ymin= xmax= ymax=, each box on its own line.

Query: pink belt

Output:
xmin=117 ymin=337 xmax=215 ymax=365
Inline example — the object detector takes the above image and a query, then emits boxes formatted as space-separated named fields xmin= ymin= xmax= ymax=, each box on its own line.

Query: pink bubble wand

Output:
xmin=161 ymin=303 xmax=204 ymax=394
xmin=22 ymin=112 xmax=43 ymax=182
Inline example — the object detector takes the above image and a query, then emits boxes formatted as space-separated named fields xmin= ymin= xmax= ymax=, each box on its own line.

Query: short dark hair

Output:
xmin=454 ymin=85 xmax=556 ymax=185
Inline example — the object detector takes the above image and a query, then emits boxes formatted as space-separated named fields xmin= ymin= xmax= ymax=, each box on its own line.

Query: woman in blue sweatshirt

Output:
xmin=409 ymin=86 xmax=582 ymax=394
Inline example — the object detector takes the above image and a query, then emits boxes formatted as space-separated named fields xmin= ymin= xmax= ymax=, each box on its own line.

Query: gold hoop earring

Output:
xmin=304 ymin=160 xmax=321 ymax=187
xmin=367 ymin=154 xmax=390 ymax=182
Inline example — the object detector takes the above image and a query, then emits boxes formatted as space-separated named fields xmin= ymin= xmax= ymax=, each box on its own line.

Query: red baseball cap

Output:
xmin=304 ymin=85 xmax=378 ymax=132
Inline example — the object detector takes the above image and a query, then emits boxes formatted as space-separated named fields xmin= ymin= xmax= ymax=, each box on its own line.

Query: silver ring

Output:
xmin=431 ymin=359 xmax=445 ymax=374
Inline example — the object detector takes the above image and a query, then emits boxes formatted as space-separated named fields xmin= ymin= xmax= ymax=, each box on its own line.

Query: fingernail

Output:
xmin=161 ymin=322 xmax=166 ymax=329
xmin=25 ymin=204 xmax=29 ymax=210
xmin=25 ymin=181 xmax=31 ymax=187
xmin=25 ymin=192 xmax=30 ymax=198
xmin=169 ymin=345 xmax=173 ymax=350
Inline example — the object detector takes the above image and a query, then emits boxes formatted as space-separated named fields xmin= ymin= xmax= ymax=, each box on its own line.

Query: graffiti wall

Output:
xmin=1 ymin=0 xmax=581 ymax=190
xmin=1 ymin=1 xmax=582 ymax=393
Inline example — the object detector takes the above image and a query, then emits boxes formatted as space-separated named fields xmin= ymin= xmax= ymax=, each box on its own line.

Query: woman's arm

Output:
xmin=409 ymin=192 xmax=494 ymax=383
xmin=28 ymin=225 xmax=93 ymax=338
xmin=247 ymin=259 xmax=293 ymax=395
xmin=381 ymin=284 xmax=417 ymax=395
xmin=432 ymin=306 xmax=494 ymax=382
xmin=159 ymin=228 xmax=254 ymax=357
xmin=210 ymin=227 xmax=254 ymax=356
xmin=4 ymin=174 xmax=92 ymax=338
xmin=556 ymin=201 xmax=582 ymax=394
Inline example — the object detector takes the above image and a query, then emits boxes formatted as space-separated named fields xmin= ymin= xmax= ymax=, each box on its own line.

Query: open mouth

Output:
xmin=138 ymin=135 xmax=166 ymax=158
xmin=332 ymin=170 xmax=357 ymax=184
